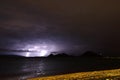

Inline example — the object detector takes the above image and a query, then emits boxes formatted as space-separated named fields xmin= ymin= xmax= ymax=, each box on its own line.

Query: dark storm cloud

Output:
xmin=0 ymin=0 xmax=120 ymax=55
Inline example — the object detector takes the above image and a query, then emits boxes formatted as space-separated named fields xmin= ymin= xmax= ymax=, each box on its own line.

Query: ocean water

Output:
xmin=0 ymin=57 xmax=120 ymax=80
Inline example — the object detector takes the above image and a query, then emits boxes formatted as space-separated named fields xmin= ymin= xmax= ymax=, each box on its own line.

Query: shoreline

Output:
xmin=28 ymin=69 xmax=120 ymax=80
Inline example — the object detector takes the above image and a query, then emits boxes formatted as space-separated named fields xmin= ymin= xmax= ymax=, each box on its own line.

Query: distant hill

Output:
xmin=80 ymin=51 xmax=103 ymax=57
xmin=48 ymin=53 xmax=71 ymax=57
xmin=48 ymin=51 xmax=103 ymax=58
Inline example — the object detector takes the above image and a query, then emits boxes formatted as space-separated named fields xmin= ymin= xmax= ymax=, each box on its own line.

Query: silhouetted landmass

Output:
xmin=48 ymin=54 xmax=55 ymax=57
xmin=0 ymin=49 xmax=103 ymax=58
xmin=48 ymin=53 xmax=72 ymax=57
xmin=48 ymin=51 xmax=103 ymax=58
xmin=80 ymin=51 xmax=103 ymax=57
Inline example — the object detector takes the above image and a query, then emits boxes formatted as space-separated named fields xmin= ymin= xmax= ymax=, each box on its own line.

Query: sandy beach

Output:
xmin=28 ymin=69 xmax=120 ymax=80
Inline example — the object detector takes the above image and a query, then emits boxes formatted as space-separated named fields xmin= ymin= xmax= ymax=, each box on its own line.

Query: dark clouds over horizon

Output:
xmin=0 ymin=0 xmax=120 ymax=56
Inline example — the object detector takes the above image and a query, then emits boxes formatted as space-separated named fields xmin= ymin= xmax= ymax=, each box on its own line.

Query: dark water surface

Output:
xmin=0 ymin=57 xmax=120 ymax=80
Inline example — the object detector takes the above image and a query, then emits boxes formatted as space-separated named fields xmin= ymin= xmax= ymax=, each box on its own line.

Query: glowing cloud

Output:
xmin=23 ymin=42 xmax=58 ymax=57
xmin=26 ymin=52 xmax=30 ymax=57
xmin=40 ymin=50 xmax=48 ymax=56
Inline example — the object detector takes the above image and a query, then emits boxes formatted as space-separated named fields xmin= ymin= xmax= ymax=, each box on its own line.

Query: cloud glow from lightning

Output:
xmin=22 ymin=42 xmax=58 ymax=57
xmin=26 ymin=52 xmax=30 ymax=57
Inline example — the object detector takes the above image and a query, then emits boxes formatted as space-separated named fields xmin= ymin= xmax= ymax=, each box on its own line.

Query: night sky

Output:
xmin=0 ymin=0 xmax=120 ymax=56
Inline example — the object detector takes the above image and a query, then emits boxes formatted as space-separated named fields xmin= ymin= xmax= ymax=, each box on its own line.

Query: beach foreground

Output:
xmin=28 ymin=69 xmax=120 ymax=80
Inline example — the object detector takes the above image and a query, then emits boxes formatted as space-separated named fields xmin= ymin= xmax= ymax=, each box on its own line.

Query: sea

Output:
xmin=0 ymin=56 xmax=120 ymax=80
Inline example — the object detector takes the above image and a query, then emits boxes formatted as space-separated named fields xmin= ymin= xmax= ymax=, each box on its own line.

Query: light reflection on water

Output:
xmin=0 ymin=58 xmax=47 ymax=80
xmin=0 ymin=56 xmax=120 ymax=80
